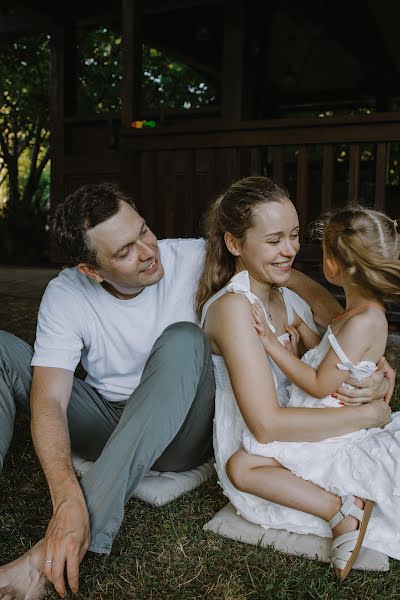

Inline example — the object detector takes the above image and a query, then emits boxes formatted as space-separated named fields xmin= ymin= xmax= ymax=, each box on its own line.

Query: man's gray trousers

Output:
xmin=0 ymin=322 xmax=215 ymax=554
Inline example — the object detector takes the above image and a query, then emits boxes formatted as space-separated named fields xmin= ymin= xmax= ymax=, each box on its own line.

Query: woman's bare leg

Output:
xmin=226 ymin=449 xmax=363 ymax=539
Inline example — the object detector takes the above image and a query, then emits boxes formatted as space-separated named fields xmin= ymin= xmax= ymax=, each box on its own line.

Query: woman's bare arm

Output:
xmin=204 ymin=293 xmax=391 ymax=444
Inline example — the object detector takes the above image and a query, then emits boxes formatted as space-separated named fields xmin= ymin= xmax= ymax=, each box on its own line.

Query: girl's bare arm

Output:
xmin=204 ymin=293 xmax=391 ymax=444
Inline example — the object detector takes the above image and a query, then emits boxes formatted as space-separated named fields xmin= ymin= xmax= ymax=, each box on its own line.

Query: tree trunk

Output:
xmin=6 ymin=156 xmax=20 ymax=214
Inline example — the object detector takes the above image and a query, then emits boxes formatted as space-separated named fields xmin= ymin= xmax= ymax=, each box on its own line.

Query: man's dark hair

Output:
xmin=52 ymin=182 xmax=137 ymax=266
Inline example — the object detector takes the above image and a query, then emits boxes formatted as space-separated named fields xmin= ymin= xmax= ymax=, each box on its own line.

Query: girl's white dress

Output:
xmin=201 ymin=271 xmax=400 ymax=560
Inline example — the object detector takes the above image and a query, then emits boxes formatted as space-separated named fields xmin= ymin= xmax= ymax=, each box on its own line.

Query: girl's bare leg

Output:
xmin=226 ymin=449 xmax=363 ymax=539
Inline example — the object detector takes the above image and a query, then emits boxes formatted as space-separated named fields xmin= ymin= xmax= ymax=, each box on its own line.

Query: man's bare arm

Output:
xmin=286 ymin=269 xmax=343 ymax=329
xmin=30 ymin=366 xmax=90 ymax=598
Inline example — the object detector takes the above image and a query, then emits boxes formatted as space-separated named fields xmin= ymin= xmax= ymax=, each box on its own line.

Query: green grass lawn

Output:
xmin=1 ymin=294 xmax=399 ymax=600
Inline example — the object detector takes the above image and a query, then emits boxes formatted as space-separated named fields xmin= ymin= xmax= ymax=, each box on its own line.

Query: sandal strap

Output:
xmin=331 ymin=530 xmax=359 ymax=553
xmin=331 ymin=531 xmax=359 ymax=568
xmin=329 ymin=495 xmax=364 ymax=529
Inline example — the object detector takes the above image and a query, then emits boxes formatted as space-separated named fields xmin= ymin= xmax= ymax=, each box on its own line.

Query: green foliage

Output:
xmin=0 ymin=34 xmax=50 ymax=263
xmin=142 ymin=46 xmax=217 ymax=111
xmin=77 ymin=26 xmax=217 ymax=114
xmin=77 ymin=27 xmax=122 ymax=114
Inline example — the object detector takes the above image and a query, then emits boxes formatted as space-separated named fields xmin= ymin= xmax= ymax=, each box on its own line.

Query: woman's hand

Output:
xmin=377 ymin=357 xmax=396 ymax=404
xmin=334 ymin=358 xmax=394 ymax=405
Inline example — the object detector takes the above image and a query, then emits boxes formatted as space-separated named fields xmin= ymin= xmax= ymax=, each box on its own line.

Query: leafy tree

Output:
xmin=77 ymin=27 xmax=217 ymax=114
xmin=0 ymin=34 xmax=50 ymax=262
xmin=77 ymin=27 xmax=122 ymax=114
xmin=142 ymin=46 xmax=217 ymax=111
xmin=0 ymin=34 xmax=50 ymax=213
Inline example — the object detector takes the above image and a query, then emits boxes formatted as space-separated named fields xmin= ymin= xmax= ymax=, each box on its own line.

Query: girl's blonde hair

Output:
xmin=195 ymin=176 xmax=290 ymax=317
xmin=318 ymin=205 xmax=400 ymax=303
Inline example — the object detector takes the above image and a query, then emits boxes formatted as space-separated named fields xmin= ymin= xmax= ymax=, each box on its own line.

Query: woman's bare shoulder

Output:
xmin=208 ymin=290 xmax=252 ymax=315
xmin=204 ymin=291 xmax=255 ymax=351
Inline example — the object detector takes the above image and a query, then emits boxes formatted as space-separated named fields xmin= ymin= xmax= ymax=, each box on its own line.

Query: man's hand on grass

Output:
xmin=42 ymin=495 xmax=90 ymax=598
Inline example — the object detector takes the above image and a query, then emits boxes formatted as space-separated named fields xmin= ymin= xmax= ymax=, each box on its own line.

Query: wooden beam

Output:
xmin=121 ymin=0 xmax=142 ymax=128
xmin=221 ymin=0 xmax=244 ymax=122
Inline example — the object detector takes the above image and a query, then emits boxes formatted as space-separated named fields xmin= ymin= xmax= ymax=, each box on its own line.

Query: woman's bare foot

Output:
xmin=0 ymin=540 xmax=48 ymax=600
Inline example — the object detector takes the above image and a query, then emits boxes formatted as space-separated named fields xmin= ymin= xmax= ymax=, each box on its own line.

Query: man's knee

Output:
xmin=163 ymin=321 xmax=206 ymax=344
xmin=160 ymin=322 xmax=208 ymax=360
xmin=0 ymin=330 xmax=19 ymax=359
xmin=0 ymin=330 xmax=30 ymax=359
xmin=0 ymin=330 xmax=18 ymax=347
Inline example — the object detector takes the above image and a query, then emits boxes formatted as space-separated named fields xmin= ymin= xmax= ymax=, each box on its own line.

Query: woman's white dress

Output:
xmin=201 ymin=271 xmax=400 ymax=560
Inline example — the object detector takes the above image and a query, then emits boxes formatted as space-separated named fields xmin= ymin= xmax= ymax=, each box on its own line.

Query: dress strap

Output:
xmin=200 ymin=270 xmax=276 ymax=333
xmin=327 ymin=329 xmax=355 ymax=371
xmin=279 ymin=288 xmax=294 ymax=325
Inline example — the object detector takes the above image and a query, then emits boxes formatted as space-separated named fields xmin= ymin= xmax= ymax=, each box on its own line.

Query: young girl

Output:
xmin=197 ymin=178 xmax=394 ymax=582
xmin=237 ymin=205 xmax=400 ymax=579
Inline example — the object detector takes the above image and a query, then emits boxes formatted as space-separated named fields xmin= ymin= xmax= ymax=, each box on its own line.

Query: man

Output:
xmin=0 ymin=183 xmax=393 ymax=600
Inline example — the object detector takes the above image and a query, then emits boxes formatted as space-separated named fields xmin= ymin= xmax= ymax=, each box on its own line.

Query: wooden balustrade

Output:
xmin=61 ymin=113 xmax=400 ymax=252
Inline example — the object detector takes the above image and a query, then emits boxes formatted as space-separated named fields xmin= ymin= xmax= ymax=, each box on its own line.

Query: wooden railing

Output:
xmin=116 ymin=113 xmax=400 ymax=256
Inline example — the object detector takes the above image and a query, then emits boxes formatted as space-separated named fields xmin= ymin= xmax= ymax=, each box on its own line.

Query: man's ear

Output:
xmin=77 ymin=263 xmax=104 ymax=283
xmin=224 ymin=232 xmax=241 ymax=257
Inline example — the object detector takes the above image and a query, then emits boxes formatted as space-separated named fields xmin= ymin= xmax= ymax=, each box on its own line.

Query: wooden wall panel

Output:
xmin=139 ymin=151 xmax=157 ymax=230
xmin=321 ymin=144 xmax=334 ymax=212
xmin=272 ymin=146 xmax=285 ymax=184
xmin=193 ymin=150 xmax=215 ymax=235
xmin=156 ymin=151 xmax=176 ymax=238
xmin=348 ymin=143 xmax=361 ymax=202
xmin=176 ymin=150 xmax=195 ymax=237
xmin=65 ymin=122 xmax=120 ymax=155
xmin=375 ymin=142 xmax=388 ymax=210
xmin=296 ymin=145 xmax=309 ymax=243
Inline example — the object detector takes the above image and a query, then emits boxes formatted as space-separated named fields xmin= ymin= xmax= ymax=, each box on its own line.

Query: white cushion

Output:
xmin=71 ymin=454 xmax=215 ymax=507
xmin=204 ymin=503 xmax=389 ymax=572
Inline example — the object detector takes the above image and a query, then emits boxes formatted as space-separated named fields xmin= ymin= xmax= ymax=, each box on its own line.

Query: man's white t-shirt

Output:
xmin=32 ymin=238 xmax=205 ymax=402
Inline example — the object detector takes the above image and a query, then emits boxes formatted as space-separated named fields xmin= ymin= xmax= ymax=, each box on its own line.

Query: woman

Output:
xmin=196 ymin=176 xmax=392 ymax=576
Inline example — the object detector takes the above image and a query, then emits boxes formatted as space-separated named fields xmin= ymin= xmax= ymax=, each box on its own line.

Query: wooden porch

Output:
xmin=5 ymin=0 xmax=396 ymax=269
xmin=62 ymin=111 xmax=400 ymax=267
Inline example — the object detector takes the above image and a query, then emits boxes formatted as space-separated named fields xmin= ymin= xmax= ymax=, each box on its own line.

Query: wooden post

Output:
xmin=321 ymin=144 xmax=334 ymax=212
xmin=348 ymin=143 xmax=360 ymax=203
xmin=375 ymin=142 xmax=388 ymax=210
xmin=49 ymin=25 xmax=66 ymax=261
xmin=242 ymin=0 xmax=269 ymax=120
xmin=64 ymin=23 xmax=77 ymax=117
xmin=221 ymin=0 xmax=244 ymax=122
xmin=121 ymin=0 xmax=142 ymax=128
xmin=296 ymin=146 xmax=308 ymax=243
xmin=273 ymin=146 xmax=285 ymax=184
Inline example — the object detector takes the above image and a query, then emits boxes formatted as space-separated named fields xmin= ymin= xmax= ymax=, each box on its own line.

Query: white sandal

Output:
xmin=329 ymin=494 xmax=375 ymax=581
